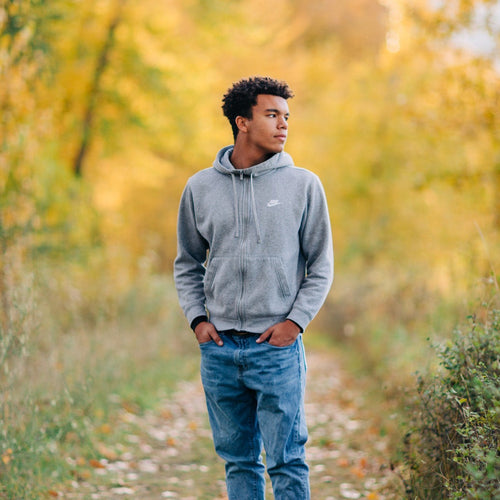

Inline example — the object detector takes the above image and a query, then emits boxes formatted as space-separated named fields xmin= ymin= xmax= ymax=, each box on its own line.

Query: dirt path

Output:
xmin=63 ymin=350 xmax=403 ymax=499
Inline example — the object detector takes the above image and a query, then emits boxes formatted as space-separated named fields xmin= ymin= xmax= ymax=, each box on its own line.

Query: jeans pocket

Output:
xmin=199 ymin=340 xmax=215 ymax=347
xmin=264 ymin=338 xmax=297 ymax=349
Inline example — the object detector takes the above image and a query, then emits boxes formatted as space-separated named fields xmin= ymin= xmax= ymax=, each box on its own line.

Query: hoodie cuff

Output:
xmin=286 ymin=309 xmax=310 ymax=333
xmin=190 ymin=315 xmax=208 ymax=332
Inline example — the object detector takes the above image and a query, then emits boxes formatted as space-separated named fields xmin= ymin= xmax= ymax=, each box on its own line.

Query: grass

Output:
xmin=2 ymin=252 xmax=495 ymax=499
xmin=0 ymin=264 xmax=199 ymax=499
xmin=0 ymin=263 xmax=406 ymax=498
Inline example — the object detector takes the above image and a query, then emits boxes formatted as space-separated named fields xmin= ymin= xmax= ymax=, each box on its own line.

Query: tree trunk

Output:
xmin=73 ymin=0 xmax=126 ymax=177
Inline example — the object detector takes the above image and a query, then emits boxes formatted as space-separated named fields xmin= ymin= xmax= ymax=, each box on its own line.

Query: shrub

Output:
xmin=402 ymin=309 xmax=500 ymax=499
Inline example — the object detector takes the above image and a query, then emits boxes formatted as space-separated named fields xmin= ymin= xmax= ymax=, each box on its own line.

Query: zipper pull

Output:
xmin=240 ymin=171 xmax=243 ymax=180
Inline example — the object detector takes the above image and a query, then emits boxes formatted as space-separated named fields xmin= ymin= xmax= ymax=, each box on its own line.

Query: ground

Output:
xmin=61 ymin=349 xmax=404 ymax=499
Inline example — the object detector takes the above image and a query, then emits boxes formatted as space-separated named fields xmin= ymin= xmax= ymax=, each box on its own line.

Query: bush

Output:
xmin=402 ymin=309 xmax=500 ymax=499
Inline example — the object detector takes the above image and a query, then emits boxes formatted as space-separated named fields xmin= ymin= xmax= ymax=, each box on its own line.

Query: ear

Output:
xmin=235 ymin=115 xmax=249 ymax=134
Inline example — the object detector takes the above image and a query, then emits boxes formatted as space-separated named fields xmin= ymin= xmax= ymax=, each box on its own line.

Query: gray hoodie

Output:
xmin=174 ymin=145 xmax=334 ymax=333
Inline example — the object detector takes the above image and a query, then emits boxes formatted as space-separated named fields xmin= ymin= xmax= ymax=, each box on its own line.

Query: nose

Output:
xmin=278 ymin=116 xmax=288 ymax=129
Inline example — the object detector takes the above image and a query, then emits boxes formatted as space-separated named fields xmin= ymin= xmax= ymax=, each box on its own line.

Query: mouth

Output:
xmin=275 ymin=135 xmax=287 ymax=141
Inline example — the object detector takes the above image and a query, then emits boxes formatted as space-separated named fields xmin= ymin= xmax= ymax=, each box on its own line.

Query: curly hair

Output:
xmin=222 ymin=76 xmax=294 ymax=140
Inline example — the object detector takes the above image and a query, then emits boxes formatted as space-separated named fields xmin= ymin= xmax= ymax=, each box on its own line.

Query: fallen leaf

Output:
xmin=64 ymin=432 xmax=79 ymax=443
xmin=99 ymin=423 xmax=112 ymax=434
xmin=350 ymin=466 xmax=366 ymax=479
xmin=138 ymin=459 xmax=159 ymax=473
xmin=339 ymin=483 xmax=361 ymax=499
xmin=121 ymin=401 xmax=140 ymax=414
xmin=161 ymin=409 xmax=173 ymax=419
xmin=1 ymin=448 xmax=13 ymax=465
xmin=71 ymin=469 xmax=92 ymax=480
xmin=89 ymin=459 xmax=106 ymax=469
xmin=111 ymin=486 xmax=135 ymax=495
xmin=97 ymin=443 xmax=118 ymax=460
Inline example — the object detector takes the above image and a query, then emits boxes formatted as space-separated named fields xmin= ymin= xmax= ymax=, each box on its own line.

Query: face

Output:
xmin=237 ymin=94 xmax=290 ymax=155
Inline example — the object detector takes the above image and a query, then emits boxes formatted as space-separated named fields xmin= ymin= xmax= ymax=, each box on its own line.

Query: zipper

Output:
xmin=236 ymin=174 xmax=246 ymax=328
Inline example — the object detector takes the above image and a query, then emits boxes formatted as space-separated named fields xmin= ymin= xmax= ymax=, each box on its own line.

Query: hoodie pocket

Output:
xmin=204 ymin=259 xmax=219 ymax=294
xmin=205 ymin=255 xmax=293 ymax=320
xmin=244 ymin=256 xmax=293 ymax=318
xmin=204 ymin=257 xmax=239 ymax=317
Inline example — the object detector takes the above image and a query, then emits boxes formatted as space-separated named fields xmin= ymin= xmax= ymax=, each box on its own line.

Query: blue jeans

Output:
xmin=199 ymin=332 xmax=310 ymax=500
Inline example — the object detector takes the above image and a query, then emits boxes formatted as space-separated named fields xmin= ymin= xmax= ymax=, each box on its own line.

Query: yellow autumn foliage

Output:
xmin=1 ymin=0 xmax=498 ymax=323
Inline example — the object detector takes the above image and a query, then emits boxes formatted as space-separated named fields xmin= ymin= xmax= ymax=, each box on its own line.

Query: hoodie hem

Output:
xmin=210 ymin=314 xmax=289 ymax=334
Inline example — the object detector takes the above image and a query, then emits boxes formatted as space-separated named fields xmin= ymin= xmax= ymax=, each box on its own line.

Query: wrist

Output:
xmin=190 ymin=315 xmax=208 ymax=332
xmin=286 ymin=318 xmax=302 ymax=333
xmin=194 ymin=323 xmax=207 ymax=336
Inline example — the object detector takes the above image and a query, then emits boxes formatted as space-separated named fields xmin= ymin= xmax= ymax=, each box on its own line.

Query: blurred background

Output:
xmin=0 ymin=0 xmax=499 ymax=495
xmin=3 ymin=0 xmax=498 ymax=337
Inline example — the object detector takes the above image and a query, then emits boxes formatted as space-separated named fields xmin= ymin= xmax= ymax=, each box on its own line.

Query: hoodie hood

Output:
xmin=213 ymin=145 xmax=294 ymax=177
xmin=212 ymin=146 xmax=294 ymax=244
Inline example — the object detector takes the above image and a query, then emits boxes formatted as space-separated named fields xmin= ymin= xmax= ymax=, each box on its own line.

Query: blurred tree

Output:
xmin=73 ymin=0 xmax=127 ymax=177
xmin=0 ymin=0 xmax=56 ymax=331
xmin=99 ymin=0 xmax=391 ymax=270
xmin=402 ymin=0 xmax=500 ymax=271
xmin=1 ymin=0 xmax=497 ymax=314
xmin=287 ymin=0 xmax=388 ymax=58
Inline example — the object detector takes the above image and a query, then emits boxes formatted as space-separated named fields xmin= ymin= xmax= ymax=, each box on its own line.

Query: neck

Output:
xmin=230 ymin=142 xmax=274 ymax=170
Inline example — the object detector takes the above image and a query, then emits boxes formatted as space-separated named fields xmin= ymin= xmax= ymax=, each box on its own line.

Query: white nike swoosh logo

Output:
xmin=266 ymin=200 xmax=281 ymax=207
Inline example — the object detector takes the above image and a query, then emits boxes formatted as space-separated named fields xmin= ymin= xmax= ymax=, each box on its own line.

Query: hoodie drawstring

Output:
xmin=231 ymin=174 xmax=240 ymax=238
xmin=231 ymin=172 xmax=262 ymax=244
xmin=214 ymin=146 xmax=292 ymax=244
xmin=250 ymin=173 xmax=262 ymax=244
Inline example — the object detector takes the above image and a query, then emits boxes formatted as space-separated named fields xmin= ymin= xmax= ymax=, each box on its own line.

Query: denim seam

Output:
xmin=294 ymin=341 xmax=302 ymax=447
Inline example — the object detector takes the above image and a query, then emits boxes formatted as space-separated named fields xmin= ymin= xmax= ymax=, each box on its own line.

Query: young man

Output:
xmin=174 ymin=76 xmax=333 ymax=499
